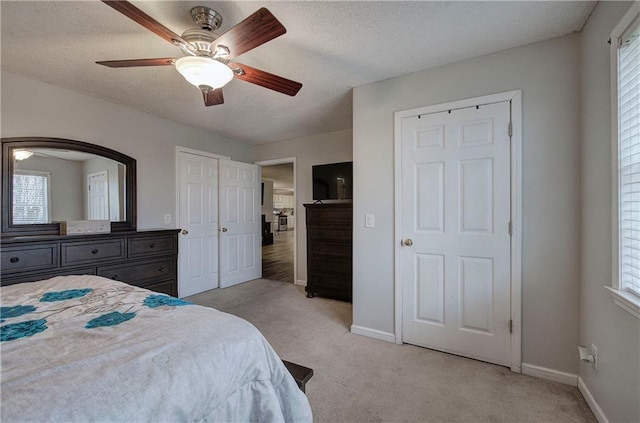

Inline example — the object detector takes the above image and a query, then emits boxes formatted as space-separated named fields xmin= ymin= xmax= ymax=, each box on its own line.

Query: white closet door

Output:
xmin=219 ymin=159 xmax=261 ymax=288
xmin=401 ymin=101 xmax=512 ymax=366
xmin=177 ymin=152 xmax=219 ymax=297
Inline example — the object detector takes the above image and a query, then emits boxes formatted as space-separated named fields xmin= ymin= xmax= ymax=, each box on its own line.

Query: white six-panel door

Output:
xmin=219 ymin=159 xmax=261 ymax=288
xmin=401 ymin=101 xmax=512 ymax=366
xmin=87 ymin=171 xmax=109 ymax=220
xmin=177 ymin=152 xmax=219 ymax=297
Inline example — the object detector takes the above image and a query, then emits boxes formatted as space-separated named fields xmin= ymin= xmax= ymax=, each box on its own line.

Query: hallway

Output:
xmin=262 ymin=228 xmax=294 ymax=283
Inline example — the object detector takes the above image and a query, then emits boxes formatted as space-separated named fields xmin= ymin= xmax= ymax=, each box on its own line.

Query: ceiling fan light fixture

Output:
xmin=13 ymin=150 xmax=34 ymax=161
xmin=175 ymin=56 xmax=233 ymax=90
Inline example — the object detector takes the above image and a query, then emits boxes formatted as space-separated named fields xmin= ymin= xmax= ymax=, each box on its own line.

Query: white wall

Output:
xmin=1 ymin=71 xmax=254 ymax=229
xmin=579 ymin=2 xmax=639 ymax=422
xmin=353 ymin=35 xmax=581 ymax=373
xmin=255 ymin=129 xmax=352 ymax=283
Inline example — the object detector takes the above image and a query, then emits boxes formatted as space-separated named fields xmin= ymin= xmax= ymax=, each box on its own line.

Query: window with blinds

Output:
xmin=618 ymin=17 xmax=640 ymax=297
xmin=12 ymin=171 xmax=50 ymax=224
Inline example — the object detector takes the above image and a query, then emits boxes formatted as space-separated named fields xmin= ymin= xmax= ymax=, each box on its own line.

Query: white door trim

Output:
xmin=255 ymin=157 xmax=298 ymax=285
xmin=393 ymin=90 xmax=522 ymax=372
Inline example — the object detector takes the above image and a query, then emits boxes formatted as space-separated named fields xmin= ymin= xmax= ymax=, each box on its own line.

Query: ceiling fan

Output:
xmin=96 ymin=1 xmax=302 ymax=106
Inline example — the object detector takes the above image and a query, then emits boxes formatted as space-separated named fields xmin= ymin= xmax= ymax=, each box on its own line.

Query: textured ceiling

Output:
xmin=1 ymin=1 xmax=595 ymax=145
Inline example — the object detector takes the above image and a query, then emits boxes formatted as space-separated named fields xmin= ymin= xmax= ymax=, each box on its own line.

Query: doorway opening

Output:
xmin=257 ymin=158 xmax=296 ymax=284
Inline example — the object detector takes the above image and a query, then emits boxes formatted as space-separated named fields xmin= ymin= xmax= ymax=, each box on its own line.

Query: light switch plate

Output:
xmin=164 ymin=214 xmax=172 ymax=224
xmin=365 ymin=213 xmax=375 ymax=228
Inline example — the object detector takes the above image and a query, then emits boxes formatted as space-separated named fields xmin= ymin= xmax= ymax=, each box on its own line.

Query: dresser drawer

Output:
xmin=307 ymin=207 xmax=351 ymax=226
xmin=128 ymin=235 xmax=176 ymax=258
xmin=310 ymin=273 xmax=352 ymax=290
xmin=309 ymin=254 xmax=351 ymax=274
xmin=62 ymin=239 xmax=126 ymax=266
xmin=1 ymin=267 xmax=96 ymax=286
xmin=309 ymin=241 xmax=351 ymax=256
xmin=309 ymin=228 xmax=351 ymax=241
xmin=1 ymin=244 xmax=59 ymax=275
xmin=309 ymin=273 xmax=352 ymax=296
xmin=98 ymin=258 xmax=175 ymax=286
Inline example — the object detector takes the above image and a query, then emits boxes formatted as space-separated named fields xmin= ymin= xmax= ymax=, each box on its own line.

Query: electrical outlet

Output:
xmin=591 ymin=344 xmax=598 ymax=370
xmin=164 ymin=214 xmax=172 ymax=224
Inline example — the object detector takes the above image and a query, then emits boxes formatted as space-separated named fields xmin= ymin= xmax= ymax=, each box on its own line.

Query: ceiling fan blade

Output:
xmin=203 ymin=89 xmax=224 ymax=106
xmin=102 ymin=1 xmax=191 ymax=48
xmin=96 ymin=58 xmax=177 ymax=68
xmin=230 ymin=62 xmax=302 ymax=96
xmin=213 ymin=8 xmax=286 ymax=59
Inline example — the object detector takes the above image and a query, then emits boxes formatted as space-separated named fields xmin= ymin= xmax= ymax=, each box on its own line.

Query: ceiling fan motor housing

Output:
xmin=181 ymin=7 xmax=227 ymax=58
xmin=180 ymin=28 xmax=218 ymax=56
xmin=191 ymin=6 xmax=223 ymax=31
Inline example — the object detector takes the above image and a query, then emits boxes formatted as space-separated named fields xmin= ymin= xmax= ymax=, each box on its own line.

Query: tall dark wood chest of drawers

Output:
xmin=304 ymin=203 xmax=352 ymax=302
xmin=1 ymin=229 xmax=179 ymax=296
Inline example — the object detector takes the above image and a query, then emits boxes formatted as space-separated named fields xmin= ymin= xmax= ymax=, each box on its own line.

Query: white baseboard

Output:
xmin=295 ymin=279 xmax=307 ymax=287
xmin=578 ymin=376 xmax=609 ymax=423
xmin=521 ymin=363 xmax=578 ymax=386
xmin=350 ymin=325 xmax=396 ymax=343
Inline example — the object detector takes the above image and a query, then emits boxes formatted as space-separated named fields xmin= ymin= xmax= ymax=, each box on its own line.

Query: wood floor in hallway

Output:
xmin=262 ymin=228 xmax=294 ymax=283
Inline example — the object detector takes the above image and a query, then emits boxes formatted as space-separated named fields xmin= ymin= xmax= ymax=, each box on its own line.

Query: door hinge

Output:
xmin=508 ymin=122 xmax=513 ymax=137
xmin=509 ymin=319 xmax=513 ymax=333
xmin=508 ymin=221 xmax=513 ymax=236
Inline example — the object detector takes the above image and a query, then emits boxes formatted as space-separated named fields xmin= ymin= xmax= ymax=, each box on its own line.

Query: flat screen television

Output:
xmin=312 ymin=161 xmax=353 ymax=200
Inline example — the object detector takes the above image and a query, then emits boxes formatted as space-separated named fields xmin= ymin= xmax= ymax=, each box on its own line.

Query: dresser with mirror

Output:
xmin=1 ymin=137 xmax=179 ymax=296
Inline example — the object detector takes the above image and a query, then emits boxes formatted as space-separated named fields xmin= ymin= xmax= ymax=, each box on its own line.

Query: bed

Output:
xmin=0 ymin=275 xmax=313 ymax=422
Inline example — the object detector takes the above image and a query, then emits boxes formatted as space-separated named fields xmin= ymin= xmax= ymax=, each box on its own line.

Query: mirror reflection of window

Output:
xmin=12 ymin=149 xmax=126 ymax=224
xmin=12 ymin=170 xmax=51 ymax=224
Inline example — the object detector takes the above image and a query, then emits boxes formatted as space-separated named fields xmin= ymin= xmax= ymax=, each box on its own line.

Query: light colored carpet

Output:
xmin=186 ymin=279 xmax=595 ymax=423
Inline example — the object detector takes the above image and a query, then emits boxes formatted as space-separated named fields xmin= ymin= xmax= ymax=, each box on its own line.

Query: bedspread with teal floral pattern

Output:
xmin=1 ymin=282 xmax=190 ymax=342
xmin=0 ymin=275 xmax=312 ymax=423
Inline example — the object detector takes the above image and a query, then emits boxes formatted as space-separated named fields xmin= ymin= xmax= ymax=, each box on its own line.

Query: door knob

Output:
xmin=402 ymin=239 xmax=413 ymax=246
xmin=181 ymin=230 xmax=189 ymax=235
xmin=221 ymin=227 xmax=228 ymax=232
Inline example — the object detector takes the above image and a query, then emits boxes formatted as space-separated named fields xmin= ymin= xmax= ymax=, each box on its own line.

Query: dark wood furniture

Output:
xmin=1 ymin=230 xmax=179 ymax=296
xmin=262 ymin=214 xmax=273 ymax=245
xmin=282 ymin=360 xmax=313 ymax=393
xmin=0 ymin=138 xmax=181 ymax=296
xmin=303 ymin=202 xmax=352 ymax=302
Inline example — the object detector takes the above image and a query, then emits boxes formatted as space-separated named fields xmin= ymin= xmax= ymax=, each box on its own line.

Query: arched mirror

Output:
xmin=2 ymin=137 xmax=136 ymax=236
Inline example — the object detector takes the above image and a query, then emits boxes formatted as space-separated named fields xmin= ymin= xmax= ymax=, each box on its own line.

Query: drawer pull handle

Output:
xmin=91 ymin=249 xmax=99 ymax=254
xmin=111 ymin=275 xmax=119 ymax=280
xmin=9 ymin=257 xmax=20 ymax=263
xmin=157 ymin=266 xmax=164 ymax=272
xmin=149 ymin=243 xmax=155 ymax=248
